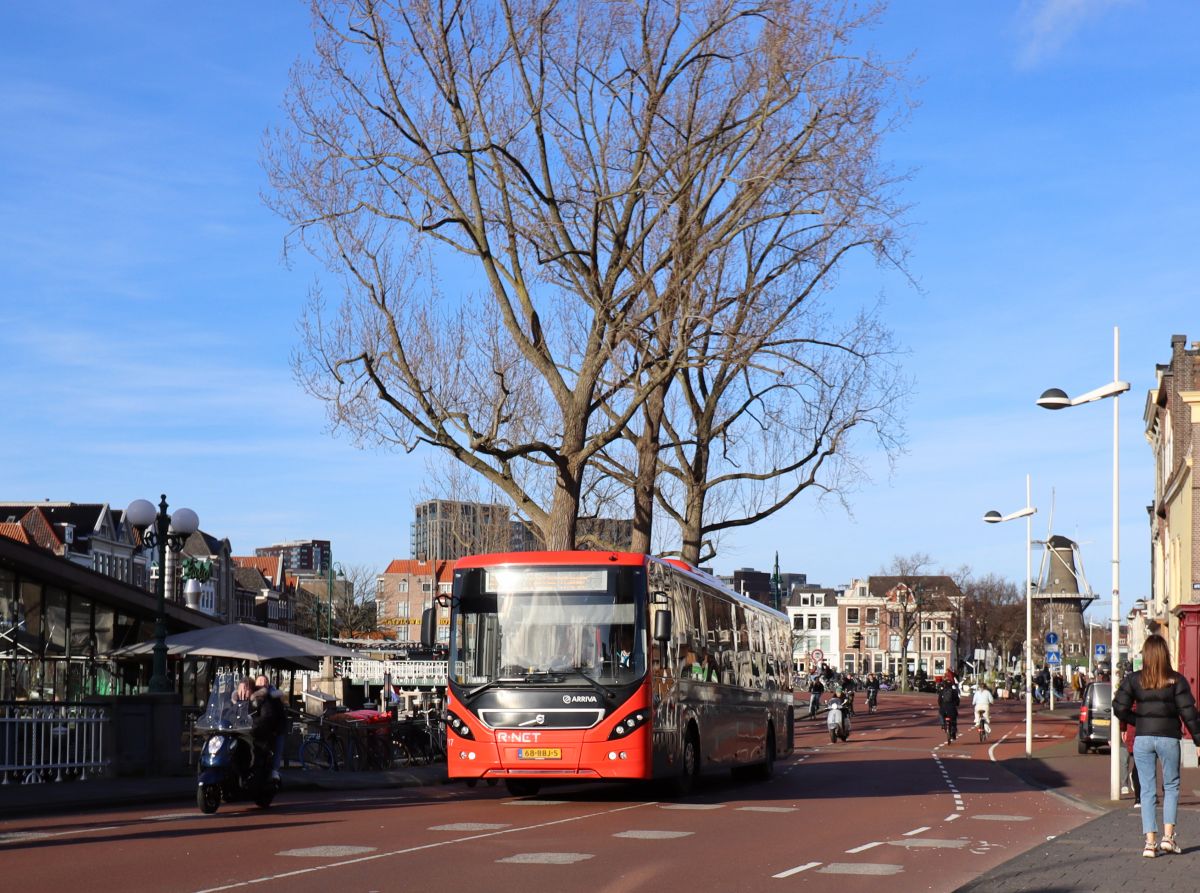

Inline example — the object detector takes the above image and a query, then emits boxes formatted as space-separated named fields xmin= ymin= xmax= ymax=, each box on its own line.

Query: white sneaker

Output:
xmin=1134 ymin=802 xmax=1141 ymax=809
xmin=1120 ymin=785 xmax=1131 ymax=795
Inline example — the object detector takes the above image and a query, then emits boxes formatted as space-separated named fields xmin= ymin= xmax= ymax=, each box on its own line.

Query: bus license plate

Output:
xmin=1093 ymin=718 xmax=1110 ymax=726
xmin=518 ymin=748 xmax=561 ymax=760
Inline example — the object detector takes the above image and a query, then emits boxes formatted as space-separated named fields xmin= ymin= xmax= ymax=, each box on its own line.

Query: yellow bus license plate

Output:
xmin=1093 ymin=719 xmax=1110 ymax=726
xmin=518 ymin=748 xmax=561 ymax=760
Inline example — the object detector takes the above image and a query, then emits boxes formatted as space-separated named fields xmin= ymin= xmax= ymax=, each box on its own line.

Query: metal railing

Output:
xmin=335 ymin=658 xmax=460 ymax=685
xmin=0 ymin=703 xmax=111 ymax=784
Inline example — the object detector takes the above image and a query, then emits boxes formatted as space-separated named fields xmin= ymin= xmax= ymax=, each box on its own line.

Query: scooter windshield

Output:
xmin=196 ymin=672 xmax=254 ymax=731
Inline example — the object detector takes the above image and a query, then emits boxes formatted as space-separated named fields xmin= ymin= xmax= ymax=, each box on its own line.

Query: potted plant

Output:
xmin=181 ymin=557 xmax=213 ymax=609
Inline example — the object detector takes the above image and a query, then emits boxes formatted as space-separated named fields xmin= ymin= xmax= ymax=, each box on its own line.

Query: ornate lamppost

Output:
xmin=126 ymin=495 xmax=199 ymax=693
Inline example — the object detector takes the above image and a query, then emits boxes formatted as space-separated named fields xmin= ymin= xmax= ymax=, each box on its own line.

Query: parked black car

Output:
xmin=1078 ymin=681 xmax=1112 ymax=754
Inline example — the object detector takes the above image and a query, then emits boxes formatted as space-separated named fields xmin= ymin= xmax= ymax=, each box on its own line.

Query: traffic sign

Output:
xmin=811 ymin=649 xmax=824 ymax=662
xmin=1047 ymin=652 xmax=1062 ymax=665
xmin=1095 ymin=644 xmax=1107 ymax=657
xmin=1046 ymin=643 xmax=1060 ymax=654
xmin=1045 ymin=632 xmax=1059 ymax=646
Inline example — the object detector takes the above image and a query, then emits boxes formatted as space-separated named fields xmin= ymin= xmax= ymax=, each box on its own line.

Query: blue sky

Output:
xmin=1 ymin=1 xmax=1197 ymax=617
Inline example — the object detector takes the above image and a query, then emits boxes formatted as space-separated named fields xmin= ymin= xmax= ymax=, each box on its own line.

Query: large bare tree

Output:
xmin=268 ymin=0 xmax=907 ymax=551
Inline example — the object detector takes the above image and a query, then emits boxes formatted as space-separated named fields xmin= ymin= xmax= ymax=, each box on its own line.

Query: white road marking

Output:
xmin=497 ymin=853 xmax=593 ymax=864
xmin=143 ymin=813 xmax=197 ymax=821
xmin=278 ymin=846 xmax=377 ymax=858
xmin=773 ymin=862 xmax=821 ymax=878
xmin=845 ymin=841 xmax=883 ymax=853
xmin=429 ymin=823 xmax=511 ymax=831
xmin=989 ymin=729 xmax=1015 ymax=762
xmin=888 ymin=838 xmax=968 ymax=849
xmin=971 ymin=815 xmax=1031 ymax=822
xmin=614 ymin=830 xmax=693 ymax=839
xmin=192 ymin=800 xmax=655 ymax=893
xmin=737 ymin=806 xmax=798 ymax=813
xmin=0 ymin=825 xmax=120 ymax=845
xmin=960 ymin=776 xmax=991 ymax=781
xmin=902 ymin=826 xmax=930 ymax=836
xmin=945 ymin=813 xmax=961 ymax=822
xmin=818 ymin=863 xmax=903 ymax=875
xmin=659 ymin=803 xmax=724 ymax=810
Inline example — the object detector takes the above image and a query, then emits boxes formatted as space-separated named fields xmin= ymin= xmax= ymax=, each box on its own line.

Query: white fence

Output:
xmin=0 ymin=704 xmax=110 ymax=784
xmin=335 ymin=658 xmax=459 ymax=685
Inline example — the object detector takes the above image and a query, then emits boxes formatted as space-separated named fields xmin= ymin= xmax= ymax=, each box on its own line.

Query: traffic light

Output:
xmin=852 ymin=631 xmax=863 ymax=649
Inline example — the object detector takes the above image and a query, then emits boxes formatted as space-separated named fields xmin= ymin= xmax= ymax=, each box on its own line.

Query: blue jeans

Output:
xmin=1133 ymin=735 xmax=1181 ymax=835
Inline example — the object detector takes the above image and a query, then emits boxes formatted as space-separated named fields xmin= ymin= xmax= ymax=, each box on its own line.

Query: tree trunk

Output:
xmin=629 ymin=383 xmax=667 ymax=554
xmin=678 ymin=438 xmax=711 ymax=566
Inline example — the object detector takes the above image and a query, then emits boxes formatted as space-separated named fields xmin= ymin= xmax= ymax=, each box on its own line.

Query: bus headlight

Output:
xmin=607 ymin=710 xmax=648 ymax=740
xmin=444 ymin=710 xmax=474 ymax=740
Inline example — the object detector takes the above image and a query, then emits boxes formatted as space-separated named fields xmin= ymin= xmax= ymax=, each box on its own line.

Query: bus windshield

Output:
xmin=451 ymin=565 xmax=646 ymax=687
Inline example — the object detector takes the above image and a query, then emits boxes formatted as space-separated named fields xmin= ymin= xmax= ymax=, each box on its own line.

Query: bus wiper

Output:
xmin=558 ymin=667 xmax=614 ymax=699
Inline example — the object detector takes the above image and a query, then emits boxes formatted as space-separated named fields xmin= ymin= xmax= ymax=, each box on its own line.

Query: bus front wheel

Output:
xmin=670 ymin=727 xmax=700 ymax=797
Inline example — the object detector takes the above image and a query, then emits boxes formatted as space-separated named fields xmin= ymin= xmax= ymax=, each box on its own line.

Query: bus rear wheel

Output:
xmin=753 ymin=726 xmax=776 ymax=780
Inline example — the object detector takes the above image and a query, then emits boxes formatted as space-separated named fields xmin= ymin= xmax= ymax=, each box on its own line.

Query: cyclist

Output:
xmin=937 ymin=675 xmax=961 ymax=742
xmin=865 ymin=673 xmax=881 ymax=713
xmin=972 ymin=682 xmax=995 ymax=738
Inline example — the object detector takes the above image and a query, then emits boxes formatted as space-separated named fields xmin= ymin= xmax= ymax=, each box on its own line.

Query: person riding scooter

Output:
xmin=826 ymin=692 xmax=851 ymax=742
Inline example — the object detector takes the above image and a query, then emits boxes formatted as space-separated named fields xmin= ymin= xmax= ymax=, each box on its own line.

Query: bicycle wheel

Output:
xmin=367 ymin=734 xmax=392 ymax=770
xmin=330 ymin=736 xmax=348 ymax=771
xmin=300 ymin=738 xmax=334 ymax=771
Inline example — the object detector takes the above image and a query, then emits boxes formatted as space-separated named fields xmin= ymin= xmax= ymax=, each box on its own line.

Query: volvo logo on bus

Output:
xmin=563 ymin=694 xmax=598 ymax=704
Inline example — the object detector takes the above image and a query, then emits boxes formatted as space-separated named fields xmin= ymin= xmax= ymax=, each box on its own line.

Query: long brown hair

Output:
xmin=1140 ymin=634 xmax=1175 ymax=689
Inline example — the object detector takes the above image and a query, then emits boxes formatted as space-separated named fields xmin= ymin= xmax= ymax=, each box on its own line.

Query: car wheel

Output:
xmin=1078 ymin=739 xmax=1089 ymax=755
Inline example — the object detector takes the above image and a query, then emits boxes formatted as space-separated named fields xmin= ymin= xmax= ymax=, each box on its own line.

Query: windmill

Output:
xmin=1032 ymin=494 xmax=1098 ymax=674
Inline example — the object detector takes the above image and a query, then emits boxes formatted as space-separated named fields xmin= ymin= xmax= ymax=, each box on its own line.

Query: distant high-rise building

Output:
xmin=411 ymin=500 xmax=511 ymax=561
xmin=255 ymin=539 xmax=331 ymax=574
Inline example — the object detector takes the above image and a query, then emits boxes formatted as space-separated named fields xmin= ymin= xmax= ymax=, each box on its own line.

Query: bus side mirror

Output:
xmin=654 ymin=610 xmax=672 ymax=643
xmin=420 ymin=607 xmax=437 ymax=648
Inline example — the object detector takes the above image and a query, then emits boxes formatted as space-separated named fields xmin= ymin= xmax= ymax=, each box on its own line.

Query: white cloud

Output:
xmin=1016 ymin=0 xmax=1134 ymax=68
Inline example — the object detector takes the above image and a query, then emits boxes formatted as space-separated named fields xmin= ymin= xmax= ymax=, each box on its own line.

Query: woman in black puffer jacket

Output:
xmin=1112 ymin=634 xmax=1200 ymax=858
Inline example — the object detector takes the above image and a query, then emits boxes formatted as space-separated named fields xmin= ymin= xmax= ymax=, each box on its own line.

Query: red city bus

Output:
xmin=424 ymin=551 xmax=794 ymax=796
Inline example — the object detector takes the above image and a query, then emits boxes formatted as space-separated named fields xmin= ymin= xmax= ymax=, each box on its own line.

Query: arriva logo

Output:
xmin=562 ymin=694 xmax=597 ymax=704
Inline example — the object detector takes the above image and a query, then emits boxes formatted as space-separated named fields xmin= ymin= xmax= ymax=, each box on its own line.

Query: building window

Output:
xmin=843 ymin=654 xmax=855 ymax=673
xmin=399 ymin=579 xmax=409 ymax=593
xmin=801 ymin=595 xmax=811 ymax=606
xmin=807 ymin=615 xmax=818 ymax=630
xmin=793 ymin=616 xmax=804 ymax=631
xmin=866 ymin=630 xmax=879 ymax=649
xmin=937 ymin=621 xmax=945 ymax=631
xmin=813 ymin=595 xmax=824 ymax=606
xmin=866 ymin=608 xmax=878 ymax=624
xmin=889 ymin=634 xmax=900 ymax=652
xmin=820 ymin=616 xmax=831 ymax=631
xmin=922 ymin=636 xmax=932 ymax=652
xmin=936 ymin=636 xmax=946 ymax=651
xmin=846 ymin=608 xmax=860 ymax=624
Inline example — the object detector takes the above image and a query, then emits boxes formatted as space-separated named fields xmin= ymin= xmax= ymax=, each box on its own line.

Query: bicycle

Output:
xmin=941 ymin=713 xmax=958 ymax=745
xmin=976 ymin=711 xmax=991 ymax=744
xmin=299 ymin=714 xmax=348 ymax=771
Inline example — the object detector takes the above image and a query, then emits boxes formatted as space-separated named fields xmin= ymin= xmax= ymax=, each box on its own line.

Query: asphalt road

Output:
xmin=0 ymin=695 xmax=1098 ymax=892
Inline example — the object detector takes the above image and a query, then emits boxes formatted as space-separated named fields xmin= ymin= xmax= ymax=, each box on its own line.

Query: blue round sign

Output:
xmin=1045 ymin=632 xmax=1059 ymax=646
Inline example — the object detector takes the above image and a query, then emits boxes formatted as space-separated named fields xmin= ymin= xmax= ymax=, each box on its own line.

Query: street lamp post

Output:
xmin=325 ymin=560 xmax=345 ymax=644
xmin=1037 ymin=324 xmax=1130 ymax=802
xmin=125 ymin=495 xmax=199 ymax=694
xmin=984 ymin=474 xmax=1037 ymax=759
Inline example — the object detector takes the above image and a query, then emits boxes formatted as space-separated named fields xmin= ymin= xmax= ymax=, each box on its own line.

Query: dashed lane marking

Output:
xmin=888 ymin=838 xmax=968 ymax=849
xmin=737 ymin=806 xmax=798 ymax=813
xmin=659 ymin=803 xmax=724 ymax=810
xmin=429 ymin=823 xmax=511 ymax=832
xmin=845 ymin=841 xmax=883 ymax=853
xmin=818 ymin=863 xmax=903 ymax=875
xmin=191 ymin=800 xmax=655 ymax=893
xmin=497 ymin=853 xmax=594 ymax=864
xmin=143 ymin=813 xmax=197 ymax=821
xmin=0 ymin=825 xmax=120 ymax=845
xmin=278 ymin=846 xmax=377 ymax=858
xmin=945 ymin=814 xmax=961 ymax=822
xmin=614 ymin=830 xmax=693 ymax=839
xmin=960 ymin=776 xmax=991 ymax=781
xmin=971 ymin=815 xmax=1032 ymax=822
xmin=773 ymin=862 xmax=821 ymax=878
xmin=902 ymin=826 xmax=930 ymax=836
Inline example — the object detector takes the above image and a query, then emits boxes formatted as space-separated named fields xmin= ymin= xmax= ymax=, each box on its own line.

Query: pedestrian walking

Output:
xmin=1111 ymin=633 xmax=1200 ymax=858
xmin=808 ymin=676 xmax=825 ymax=720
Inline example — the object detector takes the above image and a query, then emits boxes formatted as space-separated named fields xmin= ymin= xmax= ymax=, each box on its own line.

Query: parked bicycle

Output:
xmin=299 ymin=714 xmax=348 ymax=771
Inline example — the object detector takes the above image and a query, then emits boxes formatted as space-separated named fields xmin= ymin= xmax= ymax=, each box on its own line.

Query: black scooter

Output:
xmin=194 ymin=675 xmax=279 ymax=814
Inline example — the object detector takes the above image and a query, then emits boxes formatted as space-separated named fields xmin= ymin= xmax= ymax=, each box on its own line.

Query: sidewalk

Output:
xmin=0 ymin=762 xmax=450 ymax=819
xmin=963 ymin=703 xmax=1200 ymax=891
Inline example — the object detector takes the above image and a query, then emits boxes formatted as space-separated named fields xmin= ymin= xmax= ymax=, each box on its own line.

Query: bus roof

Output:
xmin=453 ymin=550 xmax=648 ymax=569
